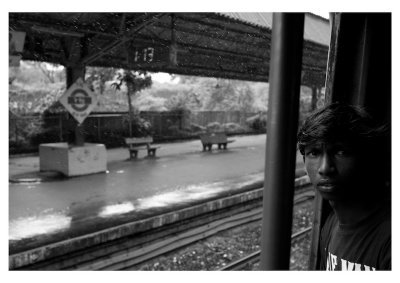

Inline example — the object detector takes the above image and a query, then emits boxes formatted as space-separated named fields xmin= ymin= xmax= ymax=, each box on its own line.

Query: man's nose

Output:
xmin=318 ymin=153 xmax=335 ymax=176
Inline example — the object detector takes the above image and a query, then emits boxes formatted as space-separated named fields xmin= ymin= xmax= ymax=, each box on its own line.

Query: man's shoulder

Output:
xmin=320 ymin=211 xmax=337 ymax=245
xmin=322 ymin=211 xmax=337 ymax=230
xmin=372 ymin=205 xmax=391 ymax=239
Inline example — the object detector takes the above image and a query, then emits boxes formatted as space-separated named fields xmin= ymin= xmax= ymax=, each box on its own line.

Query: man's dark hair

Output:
xmin=298 ymin=102 xmax=391 ymax=195
xmin=297 ymin=102 xmax=388 ymax=156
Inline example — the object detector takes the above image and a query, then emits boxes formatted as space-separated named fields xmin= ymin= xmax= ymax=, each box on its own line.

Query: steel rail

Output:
xmin=11 ymin=186 xmax=313 ymax=270
xmin=219 ymin=226 xmax=313 ymax=271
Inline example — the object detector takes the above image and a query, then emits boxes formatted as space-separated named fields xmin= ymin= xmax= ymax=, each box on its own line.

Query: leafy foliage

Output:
xmin=9 ymin=83 xmax=65 ymax=114
xmin=9 ymin=62 xmax=320 ymax=118
xmin=85 ymin=66 xmax=117 ymax=94
xmin=111 ymin=70 xmax=153 ymax=137
xmin=9 ymin=62 xmax=321 ymax=149
xmin=12 ymin=61 xmax=65 ymax=86
xmin=246 ymin=113 xmax=267 ymax=132
xmin=121 ymin=112 xmax=153 ymax=137
xmin=9 ymin=114 xmax=44 ymax=150
xmin=111 ymin=70 xmax=152 ymax=94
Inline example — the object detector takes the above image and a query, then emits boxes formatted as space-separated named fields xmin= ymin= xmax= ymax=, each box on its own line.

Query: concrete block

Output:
xmin=39 ymin=143 xmax=107 ymax=176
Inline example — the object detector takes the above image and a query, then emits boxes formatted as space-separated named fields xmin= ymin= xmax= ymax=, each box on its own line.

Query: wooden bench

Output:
xmin=124 ymin=137 xmax=160 ymax=159
xmin=199 ymin=132 xmax=235 ymax=151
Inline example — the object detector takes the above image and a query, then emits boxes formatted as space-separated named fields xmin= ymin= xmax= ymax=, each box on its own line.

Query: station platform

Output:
xmin=8 ymin=134 xmax=307 ymax=269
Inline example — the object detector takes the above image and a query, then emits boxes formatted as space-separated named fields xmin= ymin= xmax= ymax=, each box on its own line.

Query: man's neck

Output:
xmin=329 ymin=198 xmax=382 ymax=226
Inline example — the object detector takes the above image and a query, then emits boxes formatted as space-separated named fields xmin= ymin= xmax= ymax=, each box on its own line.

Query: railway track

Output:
xmin=132 ymin=187 xmax=314 ymax=271
xmin=218 ymin=227 xmax=312 ymax=271
xmin=11 ymin=181 xmax=314 ymax=270
xmin=216 ymin=191 xmax=314 ymax=271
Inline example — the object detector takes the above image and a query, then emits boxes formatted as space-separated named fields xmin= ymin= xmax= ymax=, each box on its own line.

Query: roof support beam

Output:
xmin=81 ymin=13 xmax=166 ymax=66
xmin=176 ymin=14 xmax=271 ymax=40
xmin=136 ymin=34 xmax=268 ymax=62
xmin=153 ymin=20 xmax=270 ymax=50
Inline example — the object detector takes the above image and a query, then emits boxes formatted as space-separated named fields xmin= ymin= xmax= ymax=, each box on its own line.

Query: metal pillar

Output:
xmin=259 ymin=13 xmax=304 ymax=270
xmin=66 ymin=65 xmax=86 ymax=146
xmin=66 ymin=37 xmax=87 ymax=146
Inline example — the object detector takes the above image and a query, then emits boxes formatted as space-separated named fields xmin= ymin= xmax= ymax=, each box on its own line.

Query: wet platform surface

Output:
xmin=9 ymin=134 xmax=305 ymax=256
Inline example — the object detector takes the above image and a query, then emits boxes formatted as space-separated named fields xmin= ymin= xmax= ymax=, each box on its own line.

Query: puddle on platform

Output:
xmin=135 ymin=174 xmax=263 ymax=211
xmin=136 ymin=183 xmax=225 ymax=210
xmin=9 ymin=173 xmax=264 ymax=241
xmin=9 ymin=212 xmax=72 ymax=241
xmin=25 ymin=185 xmax=38 ymax=190
xmin=98 ymin=202 xmax=135 ymax=218
xmin=9 ymin=179 xmax=42 ymax=185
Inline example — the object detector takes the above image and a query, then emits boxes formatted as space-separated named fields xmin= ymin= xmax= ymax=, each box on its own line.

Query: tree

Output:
xmin=204 ymin=79 xmax=256 ymax=112
xmin=236 ymin=83 xmax=255 ymax=112
xmin=165 ymin=91 xmax=202 ymax=111
xmin=176 ymin=74 xmax=203 ymax=84
xmin=111 ymin=70 xmax=152 ymax=137
xmin=24 ymin=61 xmax=65 ymax=84
xmin=85 ymin=66 xmax=116 ymax=95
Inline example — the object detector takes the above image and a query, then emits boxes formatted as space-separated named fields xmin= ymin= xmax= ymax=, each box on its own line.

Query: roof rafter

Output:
xmin=81 ymin=13 xmax=167 ymax=65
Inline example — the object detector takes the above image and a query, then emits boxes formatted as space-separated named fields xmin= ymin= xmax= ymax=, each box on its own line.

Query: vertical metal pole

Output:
xmin=59 ymin=114 xmax=63 ymax=142
xmin=65 ymin=36 xmax=87 ymax=146
xmin=67 ymin=66 xmax=85 ymax=146
xmin=97 ymin=116 xmax=101 ymax=142
xmin=259 ymin=13 xmax=304 ymax=270
xmin=15 ymin=119 xmax=18 ymax=144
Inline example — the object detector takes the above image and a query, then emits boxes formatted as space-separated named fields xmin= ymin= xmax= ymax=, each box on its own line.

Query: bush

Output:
xmin=206 ymin=122 xmax=222 ymax=132
xmin=30 ymin=126 xmax=63 ymax=145
xmin=10 ymin=115 xmax=45 ymax=146
xmin=246 ymin=113 xmax=267 ymax=132
xmin=122 ymin=114 xmax=153 ymax=137
xmin=190 ymin=123 xmax=206 ymax=133
xmin=167 ymin=125 xmax=180 ymax=134
xmin=222 ymin=122 xmax=244 ymax=133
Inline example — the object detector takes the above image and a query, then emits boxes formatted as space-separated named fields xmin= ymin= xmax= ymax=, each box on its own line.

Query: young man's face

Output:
xmin=304 ymin=141 xmax=361 ymax=201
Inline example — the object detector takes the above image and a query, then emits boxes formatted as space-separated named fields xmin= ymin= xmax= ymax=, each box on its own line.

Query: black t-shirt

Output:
xmin=319 ymin=206 xmax=391 ymax=271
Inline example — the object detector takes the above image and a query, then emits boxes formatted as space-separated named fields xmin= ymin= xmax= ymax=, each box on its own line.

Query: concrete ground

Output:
xmin=9 ymin=134 xmax=306 ymax=255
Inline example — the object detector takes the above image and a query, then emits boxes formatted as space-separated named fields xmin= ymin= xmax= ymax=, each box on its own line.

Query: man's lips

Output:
xmin=316 ymin=181 xmax=337 ymax=192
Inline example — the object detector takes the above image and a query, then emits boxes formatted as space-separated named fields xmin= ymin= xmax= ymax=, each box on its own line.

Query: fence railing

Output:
xmin=9 ymin=111 xmax=266 ymax=154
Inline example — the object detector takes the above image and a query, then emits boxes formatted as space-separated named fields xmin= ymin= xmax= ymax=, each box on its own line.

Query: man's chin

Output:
xmin=317 ymin=190 xmax=345 ymax=201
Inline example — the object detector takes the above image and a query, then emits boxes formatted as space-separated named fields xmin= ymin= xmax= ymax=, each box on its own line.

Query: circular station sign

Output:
xmin=68 ymin=89 xmax=92 ymax=112
xmin=59 ymin=78 xmax=98 ymax=124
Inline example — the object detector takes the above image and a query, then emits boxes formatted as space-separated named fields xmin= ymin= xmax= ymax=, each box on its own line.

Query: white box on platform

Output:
xmin=39 ymin=143 xmax=107 ymax=177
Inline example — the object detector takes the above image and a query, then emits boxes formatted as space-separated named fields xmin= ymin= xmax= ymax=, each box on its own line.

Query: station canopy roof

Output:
xmin=9 ymin=12 xmax=330 ymax=86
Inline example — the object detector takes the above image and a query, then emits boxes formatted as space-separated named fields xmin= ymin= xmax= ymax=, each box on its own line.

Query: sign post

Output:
xmin=39 ymin=78 xmax=106 ymax=177
xmin=59 ymin=78 xmax=98 ymax=125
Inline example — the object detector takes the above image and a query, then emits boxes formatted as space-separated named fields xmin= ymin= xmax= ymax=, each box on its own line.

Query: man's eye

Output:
xmin=335 ymin=149 xmax=351 ymax=156
xmin=336 ymin=150 xmax=345 ymax=155
xmin=306 ymin=150 xmax=319 ymax=157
